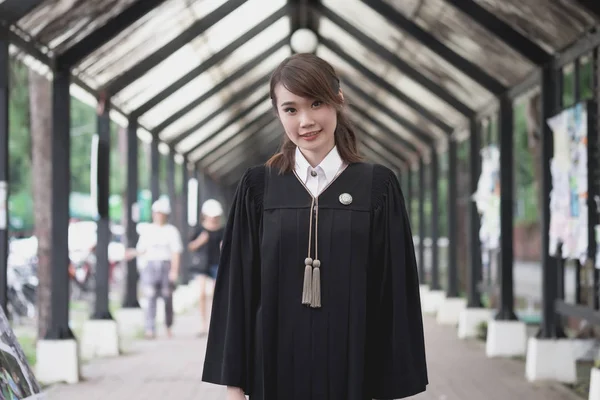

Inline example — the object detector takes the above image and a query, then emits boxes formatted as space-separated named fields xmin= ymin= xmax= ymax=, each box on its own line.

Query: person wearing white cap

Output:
xmin=188 ymin=199 xmax=224 ymax=336
xmin=125 ymin=197 xmax=183 ymax=339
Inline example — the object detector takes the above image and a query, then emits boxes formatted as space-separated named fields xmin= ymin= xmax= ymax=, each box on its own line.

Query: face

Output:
xmin=203 ymin=215 xmax=221 ymax=227
xmin=152 ymin=212 xmax=168 ymax=225
xmin=274 ymin=84 xmax=337 ymax=156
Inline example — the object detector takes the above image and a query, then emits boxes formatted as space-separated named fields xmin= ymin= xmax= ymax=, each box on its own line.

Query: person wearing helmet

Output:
xmin=125 ymin=197 xmax=183 ymax=339
xmin=188 ymin=199 xmax=224 ymax=336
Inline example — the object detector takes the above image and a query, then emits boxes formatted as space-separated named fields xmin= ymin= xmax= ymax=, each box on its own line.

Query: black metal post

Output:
xmin=418 ymin=158 xmax=426 ymax=283
xmin=151 ymin=137 xmax=160 ymax=202
xmin=180 ymin=161 xmax=190 ymax=284
xmin=555 ymin=69 xmax=567 ymax=308
xmin=431 ymin=148 xmax=441 ymax=291
xmin=92 ymin=96 xmax=112 ymax=319
xmin=123 ymin=118 xmax=140 ymax=308
xmin=594 ymin=48 xmax=600 ymax=311
xmin=573 ymin=58 xmax=582 ymax=304
xmin=0 ymin=29 xmax=9 ymax=315
xmin=588 ymin=90 xmax=599 ymax=312
xmin=538 ymin=64 xmax=566 ymax=337
xmin=447 ymin=138 xmax=459 ymax=297
xmin=495 ymin=94 xmax=517 ymax=321
xmin=46 ymin=67 xmax=74 ymax=339
xmin=468 ymin=118 xmax=483 ymax=308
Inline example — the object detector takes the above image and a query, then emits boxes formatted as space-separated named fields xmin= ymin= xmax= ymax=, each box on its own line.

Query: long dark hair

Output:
xmin=266 ymin=53 xmax=362 ymax=173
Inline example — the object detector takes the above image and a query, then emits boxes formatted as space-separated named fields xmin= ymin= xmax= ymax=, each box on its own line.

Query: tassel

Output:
xmin=302 ymin=258 xmax=313 ymax=305
xmin=311 ymin=259 xmax=321 ymax=308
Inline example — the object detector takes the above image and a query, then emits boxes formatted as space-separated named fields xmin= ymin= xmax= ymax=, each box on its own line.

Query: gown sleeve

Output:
xmin=202 ymin=167 xmax=263 ymax=394
xmin=367 ymin=165 xmax=428 ymax=399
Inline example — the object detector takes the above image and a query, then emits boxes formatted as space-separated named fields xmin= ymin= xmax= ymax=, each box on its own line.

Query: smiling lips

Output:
xmin=300 ymin=130 xmax=321 ymax=141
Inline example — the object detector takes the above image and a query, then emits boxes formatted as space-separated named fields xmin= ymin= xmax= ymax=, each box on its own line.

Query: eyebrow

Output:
xmin=280 ymin=101 xmax=296 ymax=107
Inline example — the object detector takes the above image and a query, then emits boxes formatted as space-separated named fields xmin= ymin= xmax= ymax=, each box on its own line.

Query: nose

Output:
xmin=299 ymin=111 xmax=315 ymax=128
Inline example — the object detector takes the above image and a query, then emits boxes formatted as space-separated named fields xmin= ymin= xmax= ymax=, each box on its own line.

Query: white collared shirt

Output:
xmin=294 ymin=146 xmax=345 ymax=197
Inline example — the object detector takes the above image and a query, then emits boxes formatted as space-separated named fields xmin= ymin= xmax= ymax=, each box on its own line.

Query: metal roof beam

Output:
xmin=168 ymin=73 xmax=271 ymax=147
xmin=56 ymin=0 xmax=169 ymax=68
xmin=356 ymin=125 xmax=409 ymax=165
xmin=104 ymin=0 xmax=247 ymax=96
xmin=343 ymin=79 xmax=435 ymax=146
xmin=207 ymin=127 xmax=279 ymax=175
xmin=358 ymin=0 xmax=506 ymax=94
xmin=184 ymin=93 xmax=270 ymax=157
xmin=0 ymin=0 xmax=43 ymax=24
xmin=154 ymin=38 xmax=285 ymax=134
xmin=553 ymin=29 xmax=600 ymax=69
xmin=575 ymin=1 xmax=600 ymax=21
xmin=288 ymin=0 xmax=301 ymax=35
xmin=198 ymin=113 xmax=276 ymax=166
xmin=349 ymin=103 xmax=420 ymax=155
xmin=314 ymin=4 xmax=474 ymax=117
xmin=442 ymin=0 xmax=550 ymax=65
xmin=320 ymin=35 xmax=454 ymax=134
xmin=132 ymin=5 xmax=288 ymax=117
xmin=213 ymin=129 xmax=280 ymax=180
xmin=360 ymin=141 xmax=402 ymax=172
xmin=288 ymin=0 xmax=321 ymax=49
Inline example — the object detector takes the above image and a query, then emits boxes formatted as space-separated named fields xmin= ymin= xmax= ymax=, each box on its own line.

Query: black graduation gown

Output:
xmin=202 ymin=162 xmax=428 ymax=400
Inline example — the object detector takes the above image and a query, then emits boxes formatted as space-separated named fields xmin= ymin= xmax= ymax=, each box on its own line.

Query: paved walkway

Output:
xmin=46 ymin=311 xmax=579 ymax=400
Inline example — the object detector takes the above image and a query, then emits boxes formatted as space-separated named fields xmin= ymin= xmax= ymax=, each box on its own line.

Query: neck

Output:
xmin=302 ymin=143 xmax=335 ymax=168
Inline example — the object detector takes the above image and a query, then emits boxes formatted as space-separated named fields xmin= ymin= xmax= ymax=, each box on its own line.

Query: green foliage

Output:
xmin=70 ymin=97 xmax=96 ymax=194
xmin=175 ymin=161 xmax=183 ymax=195
xmin=9 ymin=59 xmax=31 ymax=196
xmin=8 ymin=59 xmax=150 ymax=231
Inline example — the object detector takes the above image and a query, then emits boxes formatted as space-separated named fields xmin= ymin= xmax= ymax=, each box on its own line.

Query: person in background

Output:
xmin=188 ymin=199 xmax=224 ymax=336
xmin=126 ymin=198 xmax=183 ymax=339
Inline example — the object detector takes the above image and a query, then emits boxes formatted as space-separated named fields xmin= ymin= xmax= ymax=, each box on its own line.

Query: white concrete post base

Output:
xmin=422 ymin=290 xmax=446 ymax=315
xmin=115 ymin=307 xmax=145 ymax=338
xmin=589 ymin=368 xmax=600 ymax=400
xmin=525 ymin=337 xmax=576 ymax=383
xmin=436 ymin=297 xmax=467 ymax=325
xmin=36 ymin=339 xmax=80 ymax=385
xmin=486 ymin=320 xmax=527 ymax=358
xmin=458 ymin=308 xmax=493 ymax=339
xmin=80 ymin=319 xmax=120 ymax=360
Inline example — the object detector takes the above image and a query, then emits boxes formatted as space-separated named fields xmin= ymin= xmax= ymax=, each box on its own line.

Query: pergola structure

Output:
xmin=0 ymin=0 xmax=600 ymax=384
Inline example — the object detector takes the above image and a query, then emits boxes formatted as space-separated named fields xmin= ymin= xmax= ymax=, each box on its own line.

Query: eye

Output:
xmin=283 ymin=107 xmax=297 ymax=114
xmin=312 ymin=100 xmax=323 ymax=108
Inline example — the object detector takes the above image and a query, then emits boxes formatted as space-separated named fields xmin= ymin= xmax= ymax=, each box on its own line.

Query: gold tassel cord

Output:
xmin=311 ymin=199 xmax=321 ymax=308
xmin=302 ymin=197 xmax=316 ymax=306
xmin=302 ymin=258 xmax=313 ymax=305
xmin=311 ymin=259 xmax=321 ymax=308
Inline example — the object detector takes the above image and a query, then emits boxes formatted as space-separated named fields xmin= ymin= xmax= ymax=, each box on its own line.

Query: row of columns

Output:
xmin=407 ymin=103 xmax=516 ymax=323
xmin=409 ymin=51 xmax=600 ymax=388
xmin=0 ymin=26 xmax=230 ymax=383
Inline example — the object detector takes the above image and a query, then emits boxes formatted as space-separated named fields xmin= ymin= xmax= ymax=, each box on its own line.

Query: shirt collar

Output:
xmin=295 ymin=146 xmax=344 ymax=181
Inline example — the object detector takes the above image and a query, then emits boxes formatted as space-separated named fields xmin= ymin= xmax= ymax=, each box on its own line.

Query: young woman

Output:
xmin=188 ymin=199 xmax=225 ymax=335
xmin=202 ymin=54 xmax=427 ymax=400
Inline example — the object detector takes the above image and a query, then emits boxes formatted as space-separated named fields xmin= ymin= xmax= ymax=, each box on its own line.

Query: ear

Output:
xmin=338 ymin=89 xmax=345 ymax=103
